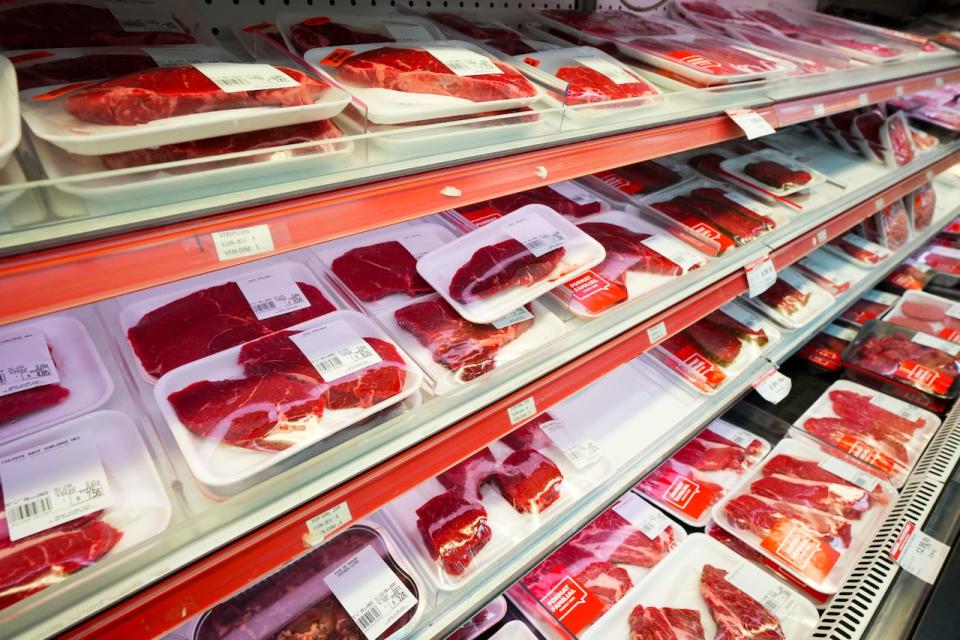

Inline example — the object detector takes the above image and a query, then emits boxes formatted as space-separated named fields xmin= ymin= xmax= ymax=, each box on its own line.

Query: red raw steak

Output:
xmin=449 ymin=239 xmax=565 ymax=303
xmin=127 ymin=280 xmax=335 ymax=378
xmin=523 ymin=544 xmax=632 ymax=614
xmin=167 ymin=374 xmax=326 ymax=451
xmin=437 ymin=447 xmax=498 ymax=499
xmin=415 ymin=491 xmax=491 ymax=576
xmin=598 ymin=159 xmax=683 ymax=196
xmin=578 ymin=222 xmax=684 ymax=284
xmin=762 ymin=454 xmax=883 ymax=496
xmin=555 ymin=65 xmax=656 ymax=105
xmin=290 ymin=19 xmax=391 ymax=54
xmin=673 ymin=437 xmax=749 ymax=472
xmin=686 ymin=319 xmax=743 ymax=367
xmin=101 ymin=119 xmax=342 ymax=170
xmin=687 ymin=152 xmax=726 ymax=176
xmin=724 ymin=494 xmax=852 ymax=548
xmin=394 ymin=297 xmax=534 ymax=382
xmin=627 ymin=34 xmax=782 ymax=75
xmin=851 ymin=332 xmax=958 ymax=377
xmin=337 ymin=47 xmax=536 ymax=101
xmin=744 ymin=161 xmax=812 ymax=190
xmin=238 ymin=330 xmax=406 ymax=409
xmin=500 ymin=413 xmax=556 ymax=450
xmin=750 ymin=475 xmax=871 ymax=519
xmin=332 ymin=240 xmax=433 ymax=302
xmin=0 ymin=381 xmax=70 ymax=425
xmin=758 ymin=278 xmax=810 ymax=316
xmin=544 ymin=9 xmax=679 ymax=37
xmin=803 ymin=417 xmax=909 ymax=464
xmin=496 ymin=447 xmax=563 ymax=514
xmin=705 ymin=309 xmax=768 ymax=346
xmin=700 ymin=564 xmax=785 ymax=640
xmin=0 ymin=2 xmax=195 ymax=49
xmin=650 ymin=197 xmax=737 ymax=253
xmin=571 ymin=509 xmax=675 ymax=567
xmin=629 ymin=605 xmax=706 ymax=640
xmin=681 ymin=195 xmax=766 ymax=243
xmin=691 ymin=187 xmax=777 ymax=229
xmin=65 ymin=66 xmax=329 ymax=125
xmin=460 ymin=184 xmax=602 ymax=219
xmin=830 ymin=389 xmax=925 ymax=437
xmin=16 ymin=52 xmax=157 ymax=91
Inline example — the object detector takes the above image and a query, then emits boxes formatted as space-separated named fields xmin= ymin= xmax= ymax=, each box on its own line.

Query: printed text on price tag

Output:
xmin=726 ymin=108 xmax=776 ymax=140
xmin=746 ymin=254 xmax=777 ymax=297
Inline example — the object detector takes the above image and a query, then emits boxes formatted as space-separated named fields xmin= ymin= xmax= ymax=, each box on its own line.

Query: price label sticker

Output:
xmin=548 ymin=181 xmax=599 ymax=206
xmin=641 ymin=235 xmax=704 ymax=272
xmin=814 ymin=229 xmax=827 ymax=246
xmin=541 ymin=420 xmax=602 ymax=470
xmin=574 ymin=56 xmax=637 ymax=85
xmin=383 ymin=22 xmax=433 ymax=41
xmin=818 ymin=456 xmax=880 ymax=492
xmin=321 ymin=48 xmax=355 ymax=67
xmin=752 ymin=367 xmax=791 ymax=404
xmin=647 ymin=321 xmax=667 ymax=345
xmin=912 ymin=332 xmax=960 ymax=355
xmin=0 ymin=431 xmax=113 ymax=542
xmin=869 ymin=394 xmax=923 ymax=422
xmin=745 ymin=254 xmax=777 ymax=297
xmin=504 ymin=211 xmax=565 ymax=257
xmin=194 ymin=63 xmax=299 ymax=93
xmin=890 ymin=521 xmax=950 ymax=584
xmin=425 ymin=47 xmax=502 ymax=76
xmin=305 ymin=501 xmax=352 ymax=544
xmin=507 ymin=397 xmax=537 ymax=425
xmin=211 ymin=224 xmax=274 ymax=261
xmin=146 ymin=46 xmax=228 ymax=67
xmin=859 ymin=92 xmax=869 ymax=106
xmin=896 ymin=85 xmax=905 ymax=97
xmin=612 ymin=493 xmax=670 ymax=541
xmin=0 ymin=333 xmax=60 ymax=398
xmin=725 ymin=565 xmax=801 ymax=620
xmin=397 ymin=231 xmax=439 ymax=259
xmin=289 ymin=321 xmax=383 ymax=382
xmin=324 ymin=545 xmax=417 ymax=640
xmin=936 ymin=76 xmax=945 ymax=87
xmin=237 ymin=273 xmax=310 ymax=320
xmin=103 ymin=0 xmax=185 ymax=33
xmin=813 ymin=103 xmax=826 ymax=117
xmin=491 ymin=306 xmax=534 ymax=329
xmin=725 ymin=108 xmax=776 ymax=140
xmin=707 ymin=421 xmax=756 ymax=449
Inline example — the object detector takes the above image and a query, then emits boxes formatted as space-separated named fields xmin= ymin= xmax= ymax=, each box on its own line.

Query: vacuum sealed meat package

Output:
xmin=914 ymin=243 xmax=960 ymax=278
xmin=840 ymin=290 xmax=899 ymax=327
xmin=538 ymin=9 xmax=684 ymax=44
xmin=885 ymin=289 xmax=960 ymax=342
xmin=718 ymin=149 xmax=825 ymax=201
xmin=587 ymin=158 xmax=692 ymax=200
xmin=450 ymin=180 xmax=611 ymax=228
xmin=863 ymin=200 xmax=912 ymax=251
xmin=798 ymin=323 xmax=858 ymax=372
xmin=794 ymin=250 xmax=864 ymax=296
xmin=638 ymin=419 xmax=770 ymax=526
xmin=907 ymin=182 xmax=937 ymax=232
xmin=743 ymin=267 xmax=835 ymax=329
xmin=884 ymin=259 xmax=934 ymax=292
xmin=825 ymin=231 xmax=892 ymax=267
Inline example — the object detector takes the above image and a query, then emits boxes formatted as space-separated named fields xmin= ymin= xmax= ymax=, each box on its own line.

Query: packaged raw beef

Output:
xmin=881 ymin=111 xmax=917 ymax=167
xmin=793 ymin=380 xmax=941 ymax=487
xmin=910 ymin=126 xmax=940 ymax=153
xmin=839 ymin=290 xmax=899 ymax=327
xmin=742 ymin=267 xmax=835 ymax=329
xmin=637 ymin=419 xmax=770 ymax=526
xmin=851 ymin=110 xmax=886 ymax=163
xmin=416 ymin=204 xmax=605 ymax=324
xmin=449 ymin=180 xmax=612 ymax=229
xmin=712 ymin=437 xmax=896 ymax=595
xmin=276 ymin=11 xmax=443 ymax=55
xmin=0 ymin=0 xmax=209 ymax=50
xmin=537 ymin=9 xmax=685 ymax=45
xmin=194 ymin=524 xmax=424 ymax=640
xmin=154 ymin=310 xmax=423 ymax=494
xmin=718 ymin=21 xmax=860 ymax=75
xmin=120 ymin=261 xmax=341 ymax=381
xmin=793 ymin=249 xmax=863 ymax=296
xmin=718 ymin=149 xmax=825 ymax=202
xmin=572 ymin=533 xmax=819 ymax=640
xmin=824 ymin=231 xmax=892 ymax=267
xmin=884 ymin=259 xmax=934 ymax=292
xmin=652 ymin=301 xmax=781 ymax=395
xmin=0 ymin=410 xmax=171 ymax=611
xmin=553 ymin=211 xmax=708 ymax=318
xmin=907 ymin=183 xmax=937 ymax=232
xmin=863 ymin=200 xmax=912 ymax=251
xmin=304 ymin=40 xmax=541 ymax=125
xmin=914 ymin=244 xmax=960 ymax=281
xmin=842 ymin=320 xmax=960 ymax=410
xmin=447 ymin=596 xmax=508 ymax=640
xmin=912 ymin=104 xmax=960 ymax=131
xmin=797 ymin=323 xmax=858 ymax=372
xmin=885 ymin=290 xmax=960 ymax=342
xmin=511 ymin=492 xmax=684 ymax=637
xmin=0 ymin=313 xmax=112 ymax=438
xmin=427 ymin=13 xmax=556 ymax=57
xmin=586 ymin=157 xmax=692 ymax=200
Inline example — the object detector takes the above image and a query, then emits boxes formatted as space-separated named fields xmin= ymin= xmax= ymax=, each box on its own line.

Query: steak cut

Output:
xmin=850 ymin=332 xmax=959 ymax=377
xmin=724 ymin=493 xmax=852 ymax=548
xmin=415 ymin=491 xmax=491 ymax=576
xmin=803 ymin=417 xmax=909 ymax=464
xmin=238 ymin=330 xmax=406 ymax=409
xmin=332 ymin=240 xmax=433 ymax=303
xmin=65 ymin=66 xmax=329 ymax=126
xmin=437 ymin=448 xmax=498 ymax=499
xmin=762 ymin=454 xmax=883 ymax=496
xmin=337 ymin=47 xmax=536 ymax=101
xmin=628 ymin=605 xmax=706 ymax=640
xmin=496 ymin=447 xmax=563 ymax=514
xmin=578 ymin=222 xmax=684 ymax=285
xmin=830 ymin=236 xmax=885 ymax=264
xmin=750 ymin=475 xmax=872 ymax=519
xmin=700 ymin=564 xmax=785 ymax=640
xmin=650 ymin=197 xmax=737 ymax=252
xmin=686 ymin=319 xmax=743 ymax=367
xmin=691 ymin=187 xmax=777 ymax=229
xmin=448 ymin=239 xmax=565 ymax=303
xmin=16 ymin=52 xmax=157 ymax=91
xmin=555 ymin=65 xmax=657 ymax=105
xmin=458 ymin=184 xmax=603 ymax=220
xmin=127 ymin=280 xmax=335 ymax=378
xmin=101 ymin=119 xmax=342 ymax=170
xmin=500 ymin=413 xmax=556 ymax=450
xmin=681 ymin=195 xmax=766 ymax=243
xmin=598 ymin=160 xmax=683 ymax=196
xmin=758 ymin=278 xmax=810 ymax=316
xmin=744 ymin=161 xmax=812 ymax=190
xmin=0 ymin=381 xmax=70 ymax=425
xmin=571 ymin=508 xmax=675 ymax=567
xmin=830 ymin=389 xmax=925 ymax=436
xmin=0 ymin=2 xmax=196 ymax=49
xmin=394 ymin=297 xmax=534 ymax=382
xmin=673 ymin=436 xmax=749 ymax=472
xmin=290 ymin=19 xmax=392 ymax=54
xmin=625 ymin=34 xmax=782 ymax=75
xmin=705 ymin=309 xmax=768 ymax=346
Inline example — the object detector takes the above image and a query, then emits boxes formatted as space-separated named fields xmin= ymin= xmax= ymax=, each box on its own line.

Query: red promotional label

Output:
xmin=561 ymin=270 xmax=628 ymax=313
xmin=799 ymin=345 xmax=843 ymax=371
xmin=242 ymin=21 xmax=275 ymax=33
xmin=761 ymin=520 xmax=841 ymax=583
xmin=457 ymin=205 xmax=503 ymax=227
xmin=890 ymin=521 xmax=917 ymax=561
xmin=9 ymin=50 xmax=53 ymax=64
xmin=320 ymin=48 xmax=354 ymax=67
xmin=663 ymin=340 xmax=725 ymax=392
xmin=836 ymin=435 xmax=898 ymax=474
xmin=523 ymin=56 xmax=542 ymax=68
xmin=894 ymin=360 xmax=954 ymax=395
xmin=938 ymin=328 xmax=960 ymax=344
xmin=656 ymin=472 xmax=719 ymax=519
xmin=595 ymin=169 xmax=644 ymax=196
xmin=540 ymin=575 xmax=608 ymax=634
xmin=31 ymin=81 xmax=95 ymax=101
xmin=671 ymin=217 xmax=735 ymax=256
xmin=886 ymin=270 xmax=924 ymax=290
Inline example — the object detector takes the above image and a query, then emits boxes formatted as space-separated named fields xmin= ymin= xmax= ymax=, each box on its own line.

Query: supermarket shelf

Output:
xmin=3 ymin=65 xmax=960 ymax=326
xmin=52 ymin=153 xmax=960 ymax=640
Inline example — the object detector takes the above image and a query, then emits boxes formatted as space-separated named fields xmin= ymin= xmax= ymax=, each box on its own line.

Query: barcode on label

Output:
xmin=357 ymin=604 xmax=382 ymax=631
xmin=7 ymin=496 xmax=53 ymax=524
xmin=253 ymin=301 xmax=277 ymax=313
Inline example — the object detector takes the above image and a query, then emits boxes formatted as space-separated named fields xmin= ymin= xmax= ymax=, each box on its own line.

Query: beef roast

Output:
xmin=337 ymin=47 xmax=536 ymax=102
xmin=744 ymin=161 xmax=812 ymax=190
xmin=290 ymin=19 xmax=391 ymax=54
xmin=500 ymin=413 xmax=556 ymax=450
xmin=332 ymin=240 xmax=433 ymax=303
xmin=415 ymin=492 xmax=491 ymax=576
xmin=437 ymin=448 xmax=499 ymax=499
xmin=16 ymin=52 xmax=157 ymax=91
xmin=700 ymin=564 xmax=785 ymax=640
xmin=555 ymin=65 xmax=656 ymax=105
xmin=65 ymin=66 xmax=329 ymax=126
xmin=448 ymin=239 xmax=565 ymax=303
xmin=578 ymin=222 xmax=684 ymax=285
xmin=496 ymin=447 xmax=563 ymax=514
xmin=628 ymin=605 xmax=706 ymax=640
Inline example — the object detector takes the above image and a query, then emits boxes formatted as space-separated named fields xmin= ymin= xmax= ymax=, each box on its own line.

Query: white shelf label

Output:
xmin=507 ymin=397 xmax=537 ymax=425
xmin=890 ymin=521 xmax=950 ymax=584
xmin=612 ymin=493 xmax=670 ymax=540
xmin=912 ymin=332 xmax=960 ymax=355
xmin=237 ymin=273 xmax=309 ymax=320
xmin=813 ymin=103 xmax=826 ymax=117
xmin=212 ymin=225 xmax=274 ymax=261
xmin=305 ymin=501 xmax=352 ymax=544
xmin=491 ymin=306 xmax=534 ymax=329
xmin=647 ymin=321 xmax=668 ymax=344
xmin=818 ymin=456 xmax=880 ymax=492
xmin=104 ymin=0 xmax=185 ymax=33
xmin=425 ymin=47 xmax=501 ymax=76
xmin=947 ymin=303 xmax=960 ymax=320
xmin=146 ymin=46 xmax=224 ymax=67
xmin=858 ymin=92 xmax=869 ymax=106
xmin=725 ymin=108 xmax=776 ymax=140
xmin=574 ymin=56 xmax=637 ymax=85
xmin=0 ymin=431 xmax=113 ymax=542
xmin=0 ymin=332 xmax=60 ymax=398
xmin=746 ymin=254 xmax=777 ymax=298
xmin=707 ymin=421 xmax=756 ymax=449
xmin=290 ymin=321 xmax=382 ymax=382
xmin=398 ymin=231 xmax=438 ymax=259
xmin=194 ymin=63 xmax=299 ymax=93
xmin=752 ymin=367 xmax=791 ymax=404
xmin=541 ymin=420 xmax=602 ymax=470
xmin=824 ymin=324 xmax=858 ymax=341
xmin=549 ymin=181 xmax=599 ymax=205
xmin=726 ymin=564 xmax=802 ymax=620
xmin=504 ymin=211 xmax=565 ymax=257
xmin=383 ymin=22 xmax=433 ymax=41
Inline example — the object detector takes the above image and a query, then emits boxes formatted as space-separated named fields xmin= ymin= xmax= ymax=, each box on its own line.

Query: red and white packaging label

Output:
xmin=835 ymin=435 xmax=899 ymax=475
xmin=561 ymin=270 xmax=629 ymax=313
xmin=237 ymin=273 xmax=310 ymax=321
xmin=290 ymin=321 xmax=383 ymax=382
xmin=425 ymin=47 xmax=502 ymax=76
xmin=504 ymin=211 xmax=566 ymax=257
xmin=894 ymin=360 xmax=954 ymax=395
xmin=640 ymin=235 xmax=704 ymax=272
xmin=761 ymin=520 xmax=841 ymax=583
xmin=0 ymin=332 xmax=60 ymax=398
xmin=574 ymin=57 xmax=638 ymax=84
xmin=890 ymin=521 xmax=950 ymax=584
xmin=612 ymin=492 xmax=671 ymax=540
xmin=745 ymin=254 xmax=777 ymax=298
xmin=457 ymin=205 xmax=503 ymax=227
xmin=652 ymin=468 xmax=719 ymax=519
xmin=540 ymin=575 xmax=607 ymax=633
xmin=726 ymin=108 xmax=777 ymax=139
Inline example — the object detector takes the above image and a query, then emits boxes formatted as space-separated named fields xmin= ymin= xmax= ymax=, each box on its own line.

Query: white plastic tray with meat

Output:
xmin=718 ymin=149 xmax=826 ymax=201
xmin=0 ymin=56 xmax=20 ymax=170
xmin=885 ymin=289 xmax=960 ymax=342
xmin=276 ymin=11 xmax=443 ymax=56
xmin=742 ymin=266 xmax=835 ymax=330
xmin=823 ymin=231 xmax=892 ymax=268
xmin=794 ymin=249 xmax=866 ymax=296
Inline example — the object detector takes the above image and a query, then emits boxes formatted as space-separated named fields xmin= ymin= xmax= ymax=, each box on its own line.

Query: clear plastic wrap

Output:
xmin=427 ymin=13 xmax=557 ymax=57
xmin=637 ymin=420 xmax=770 ymax=527
xmin=885 ymin=289 xmax=960 ymax=342
xmin=914 ymin=243 xmax=960 ymax=279
xmin=793 ymin=249 xmax=864 ymax=296
xmin=584 ymin=157 xmax=693 ymax=200
xmin=792 ymin=379 xmax=941 ymax=487
xmin=448 ymin=180 xmax=614 ymax=229
xmin=907 ymin=182 xmax=937 ymax=232
xmin=797 ymin=323 xmax=858 ymax=372
xmin=276 ymin=11 xmax=443 ymax=55
xmin=536 ymin=9 xmax=685 ymax=45
xmin=446 ymin=595 xmax=508 ymax=640
xmin=883 ymin=259 xmax=935 ymax=292
xmin=881 ymin=111 xmax=917 ymax=167
xmin=865 ymin=200 xmax=913 ymax=251
xmin=741 ymin=267 xmax=835 ymax=329
xmin=0 ymin=56 xmax=20 ymax=170
xmin=824 ymin=231 xmax=892 ymax=267
xmin=718 ymin=149 xmax=826 ymax=202
xmin=839 ymin=290 xmax=899 ymax=327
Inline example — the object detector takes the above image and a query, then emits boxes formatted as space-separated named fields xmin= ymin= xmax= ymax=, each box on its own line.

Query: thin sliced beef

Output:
xmin=578 ymin=222 xmax=684 ymax=284
xmin=650 ymin=197 xmax=737 ymax=251
xmin=415 ymin=492 xmax=491 ymax=576
xmin=673 ymin=437 xmax=748 ymax=472
xmin=758 ymin=278 xmax=810 ymax=316
xmin=333 ymin=240 xmax=433 ymax=302
xmin=680 ymin=196 xmax=765 ymax=243
xmin=700 ymin=564 xmax=785 ymax=640
xmin=290 ymin=19 xmax=391 ymax=54
xmin=571 ymin=509 xmax=675 ymax=567
xmin=830 ymin=390 xmax=925 ymax=436
xmin=744 ymin=161 xmax=812 ymax=190
xmin=496 ymin=448 xmax=563 ymax=514
xmin=762 ymin=454 xmax=888 ymax=503
xmin=466 ymin=184 xmax=602 ymax=219
xmin=724 ymin=494 xmax=851 ymax=548
xmin=851 ymin=333 xmax=959 ymax=377
xmin=437 ymin=448 xmax=498 ymax=499
xmin=803 ymin=417 xmax=909 ymax=465
xmin=555 ymin=65 xmax=657 ymax=105
xmin=0 ymin=382 xmax=70 ymax=425
xmin=449 ymin=239 xmax=565 ymax=303
xmin=750 ymin=475 xmax=872 ymax=519
xmin=691 ymin=187 xmax=777 ymax=229
xmin=629 ymin=605 xmax=706 ymax=640
xmin=705 ymin=309 xmax=768 ymax=346
xmin=686 ymin=319 xmax=743 ymax=367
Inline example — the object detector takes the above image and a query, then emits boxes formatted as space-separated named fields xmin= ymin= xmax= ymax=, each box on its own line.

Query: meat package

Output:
xmin=0 ymin=313 xmax=112 ymax=439
xmin=824 ymin=232 xmax=892 ymax=268
xmin=194 ymin=524 xmax=424 ymax=640
xmin=0 ymin=410 xmax=171 ymax=611
xmin=119 ymin=261 xmax=342 ymax=381
xmin=276 ymin=12 xmax=443 ymax=55
xmin=711 ymin=437 xmax=896 ymax=595
xmin=862 ymin=200 xmax=912 ymax=251
xmin=798 ymin=323 xmax=858 ymax=373
xmin=793 ymin=250 xmax=864 ymax=296
xmin=914 ymin=244 xmax=960 ymax=282
xmin=884 ymin=259 xmax=934 ymax=293
xmin=303 ymin=40 xmax=541 ymax=125
xmin=839 ymin=290 xmax=899 ymax=327
xmin=906 ymin=183 xmax=937 ymax=232
xmin=536 ymin=9 xmax=686 ymax=46
xmin=637 ymin=419 xmax=770 ymax=526
xmin=718 ymin=149 xmax=825 ymax=202
xmin=447 ymin=596 xmax=508 ymax=640
xmin=154 ymin=309 xmax=423 ymax=494
xmin=427 ymin=13 xmax=554 ymax=57
xmin=653 ymin=301 xmax=782 ymax=395
xmin=792 ymin=380 xmax=941 ymax=487
xmin=19 ymin=60 xmax=351 ymax=156
xmin=743 ymin=267 xmax=835 ymax=329
xmin=510 ymin=492 xmax=685 ymax=637
xmin=384 ymin=295 xmax=564 ymax=394
xmin=885 ymin=290 xmax=960 ymax=342
xmin=585 ymin=157 xmax=693 ymax=201
xmin=378 ymin=414 xmax=608 ymax=590
xmin=416 ymin=204 xmax=606 ymax=324
xmin=571 ymin=533 xmax=818 ymax=639
xmin=0 ymin=56 xmax=19 ymax=170
xmin=449 ymin=180 xmax=614 ymax=229
xmin=313 ymin=218 xmax=458 ymax=314
xmin=881 ymin=111 xmax=917 ymax=168
xmin=841 ymin=320 xmax=960 ymax=409
xmin=554 ymin=211 xmax=708 ymax=318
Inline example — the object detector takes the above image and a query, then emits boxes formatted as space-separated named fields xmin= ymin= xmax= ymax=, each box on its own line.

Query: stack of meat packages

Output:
xmin=887 ymin=81 xmax=960 ymax=132
xmin=912 ymin=234 xmax=960 ymax=281
xmin=803 ymin=107 xmax=935 ymax=166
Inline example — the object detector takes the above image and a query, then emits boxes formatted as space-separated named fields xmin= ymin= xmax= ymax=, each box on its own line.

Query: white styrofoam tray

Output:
xmin=742 ymin=266 xmax=836 ymax=330
xmin=719 ymin=149 xmax=827 ymax=201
